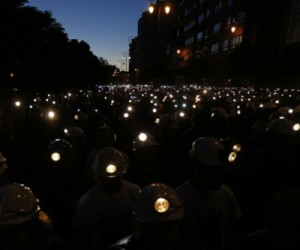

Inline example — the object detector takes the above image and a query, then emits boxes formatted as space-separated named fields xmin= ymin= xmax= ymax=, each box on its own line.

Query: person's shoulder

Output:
xmin=122 ymin=180 xmax=141 ymax=192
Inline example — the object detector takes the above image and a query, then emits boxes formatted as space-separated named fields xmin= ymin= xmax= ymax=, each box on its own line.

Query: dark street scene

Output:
xmin=1 ymin=0 xmax=300 ymax=249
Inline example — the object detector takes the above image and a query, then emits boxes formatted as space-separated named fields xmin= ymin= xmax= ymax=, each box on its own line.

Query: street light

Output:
xmin=149 ymin=1 xmax=171 ymax=15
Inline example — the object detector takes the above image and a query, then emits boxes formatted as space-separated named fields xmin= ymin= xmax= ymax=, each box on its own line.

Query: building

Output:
xmin=131 ymin=0 xmax=300 ymax=85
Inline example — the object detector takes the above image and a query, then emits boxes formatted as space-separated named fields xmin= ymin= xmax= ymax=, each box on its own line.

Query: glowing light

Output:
xmin=237 ymin=110 xmax=241 ymax=115
xmin=179 ymin=112 xmax=185 ymax=117
xmin=138 ymin=133 xmax=147 ymax=142
xmin=288 ymin=109 xmax=293 ymax=114
xmin=232 ymin=144 xmax=241 ymax=152
xmin=154 ymin=198 xmax=170 ymax=213
xmin=228 ymin=152 xmax=237 ymax=163
xmin=47 ymin=111 xmax=55 ymax=119
xmin=106 ymin=164 xmax=117 ymax=174
xmin=74 ymin=114 xmax=79 ymax=120
xmin=192 ymin=104 xmax=196 ymax=109
xmin=64 ymin=128 xmax=68 ymax=134
xmin=293 ymin=123 xmax=300 ymax=131
xmin=155 ymin=118 xmax=160 ymax=124
xmin=123 ymin=113 xmax=129 ymax=118
xmin=15 ymin=101 xmax=21 ymax=107
xmin=127 ymin=106 xmax=133 ymax=112
xmin=51 ymin=152 xmax=60 ymax=162
xmin=153 ymin=108 xmax=157 ymax=113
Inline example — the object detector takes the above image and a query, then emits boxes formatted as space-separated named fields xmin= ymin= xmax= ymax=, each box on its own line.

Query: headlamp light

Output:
xmin=51 ymin=152 xmax=61 ymax=162
xmin=293 ymin=123 xmax=300 ymax=131
xmin=15 ymin=101 xmax=21 ymax=107
xmin=228 ymin=152 xmax=237 ymax=163
xmin=105 ymin=164 xmax=117 ymax=174
xmin=232 ymin=144 xmax=241 ymax=152
xmin=154 ymin=198 xmax=170 ymax=213
xmin=138 ymin=133 xmax=147 ymax=142
xmin=48 ymin=111 xmax=55 ymax=119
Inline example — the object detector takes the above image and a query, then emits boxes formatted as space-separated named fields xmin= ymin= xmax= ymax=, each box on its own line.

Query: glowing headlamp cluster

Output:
xmin=228 ymin=144 xmax=241 ymax=163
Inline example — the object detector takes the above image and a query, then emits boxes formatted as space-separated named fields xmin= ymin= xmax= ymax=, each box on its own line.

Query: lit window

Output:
xmin=206 ymin=9 xmax=211 ymax=19
xmin=197 ymin=31 xmax=204 ymax=41
xmin=198 ymin=13 xmax=205 ymax=24
xmin=211 ymin=43 xmax=219 ymax=54
xmin=213 ymin=22 xmax=221 ymax=34
xmin=231 ymin=35 xmax=243 ymax=48
xmin=223 ymin=39 xmax=229 ymax=51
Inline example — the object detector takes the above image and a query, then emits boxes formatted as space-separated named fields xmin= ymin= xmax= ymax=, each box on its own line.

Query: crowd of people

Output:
xmin=0 ymin=84 xmax=300 ymax=250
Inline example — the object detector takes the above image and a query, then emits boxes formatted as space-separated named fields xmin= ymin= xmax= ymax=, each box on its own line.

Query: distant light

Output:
xmin=138 ymin=133 xmax=147 ymax=142
xmin=127 ymin=106 xmax=133 ymax=112
xmin=47 ymin=111 xmax=55 ymax=119
xmin=155 ymin=118 xmax=160 ymax=124
xmin=64 ymin=128 xmax=68 ymax=134
xmin=74 ymin=114 xmax=79 ymax=120
xmin=288 ymin=109 xmax=293 ymax=114
xmin=15 ymin=101 xmax=21 ymax=107
xmin=123 ymin=113 xmax=129 ymax=118
xmin=153 ymin=108 xmax=157 ymax=113
xmin=179 ymin=111 xmax=185 ymax=117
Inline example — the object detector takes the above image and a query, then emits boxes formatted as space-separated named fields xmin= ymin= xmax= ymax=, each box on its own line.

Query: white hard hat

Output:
xmin=134 ymin=183 xmax=184 ymax=223
xmin=133 ymin=132 xmax=158 ymax=151
xmin=190 ymin=137 xmax=225 ymax=166
xmin=93 ymin=147 xmax=128 ymax=178
xmin=0 ymin=183 xmax=40 ymax=224
xmin=0 ymin=153 xmax=8 ymax=175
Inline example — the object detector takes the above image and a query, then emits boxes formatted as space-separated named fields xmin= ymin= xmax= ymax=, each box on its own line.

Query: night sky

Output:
xmin=27 ymin=0 xmax=149 ymax=67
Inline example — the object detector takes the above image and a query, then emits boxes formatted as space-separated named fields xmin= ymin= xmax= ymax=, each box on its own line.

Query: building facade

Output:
xmin=130 ymin=0 xmax=300 ymax=85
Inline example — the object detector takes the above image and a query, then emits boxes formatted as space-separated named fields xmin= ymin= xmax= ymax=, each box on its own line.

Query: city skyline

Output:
xmin=27 ymin=0 xmax=150 ymax=68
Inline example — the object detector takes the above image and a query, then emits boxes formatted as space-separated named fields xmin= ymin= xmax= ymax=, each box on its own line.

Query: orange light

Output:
xmin=165 ymin=5 xmax=171 ymax=14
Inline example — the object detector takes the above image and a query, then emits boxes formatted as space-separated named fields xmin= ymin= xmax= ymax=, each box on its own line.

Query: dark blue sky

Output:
xmin=27 ymin=0 xmax=149 ymax=68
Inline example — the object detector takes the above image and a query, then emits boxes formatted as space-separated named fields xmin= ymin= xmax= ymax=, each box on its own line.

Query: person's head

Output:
xmin=134 ymin=183 xmax=184 ymax=250
xmin=133 ymin=132 xmax=158 ymax=171
xmin=47 ymin=138 xmax=74 ymax=166
xmin=0 ymin=183 xmax=52 ymax=246
xmin=189 ymin=137 xmax=226 ymax=191
xmin=92 ymin=147 xmax=128 ymax=192
xmin=95 ymin=126 xmax=116 ymax=148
